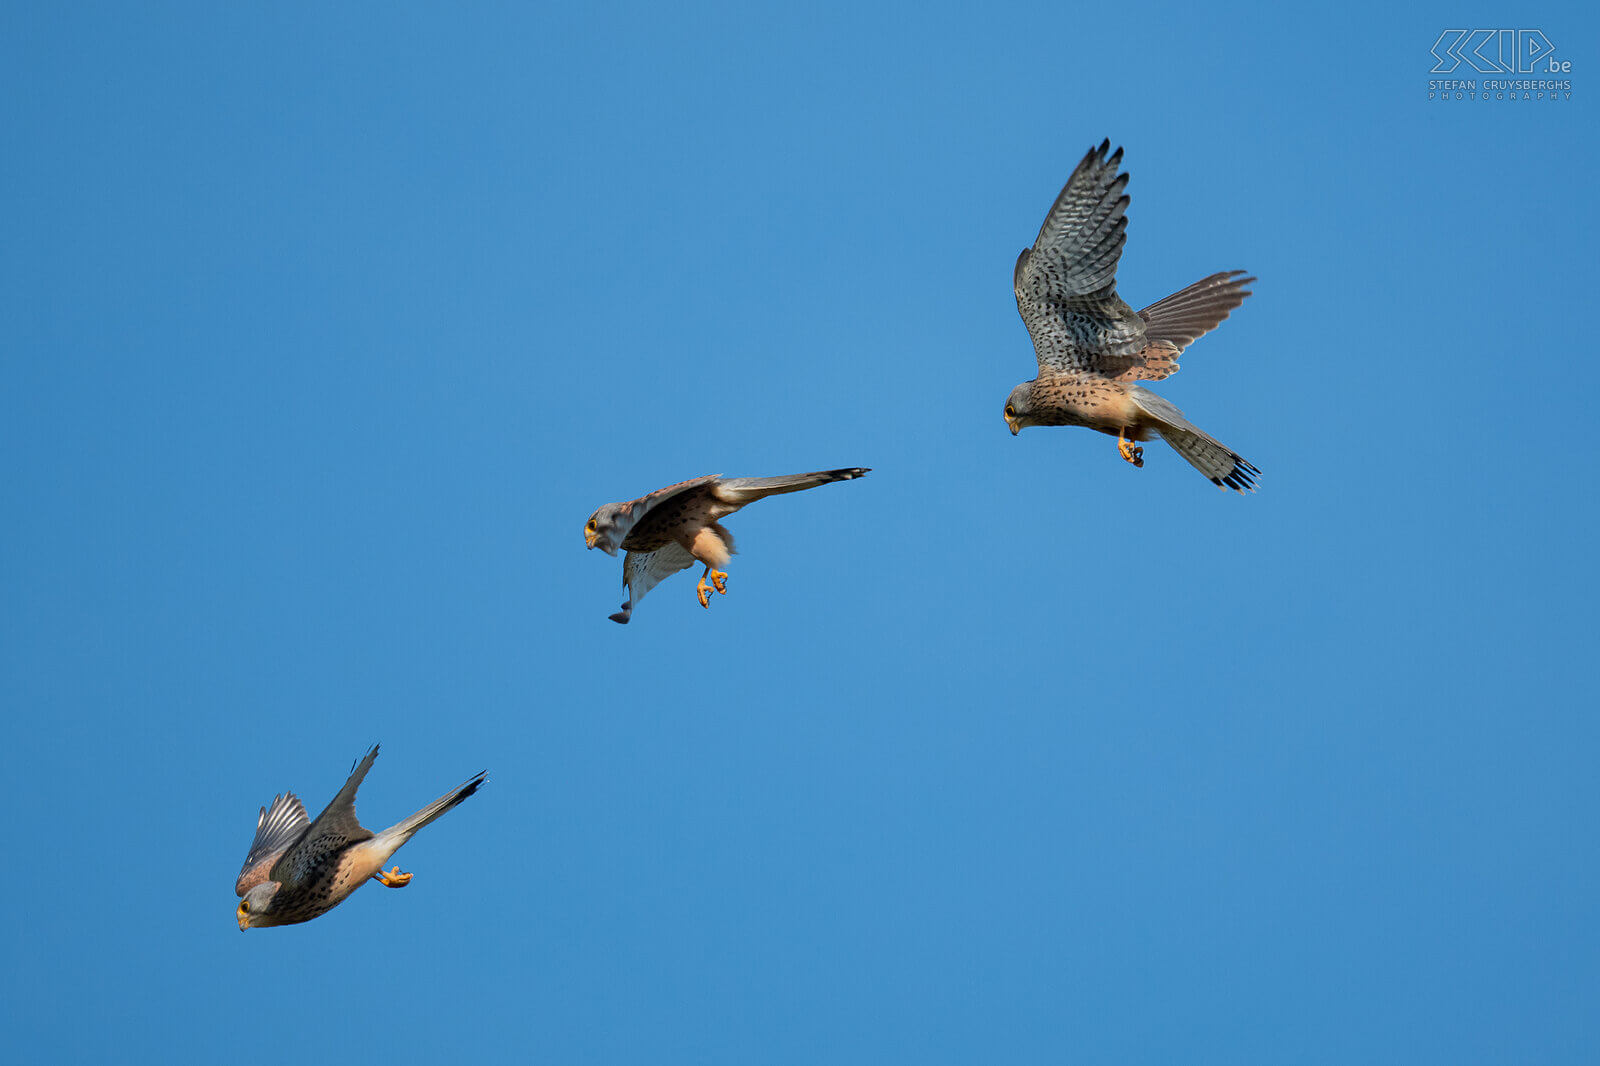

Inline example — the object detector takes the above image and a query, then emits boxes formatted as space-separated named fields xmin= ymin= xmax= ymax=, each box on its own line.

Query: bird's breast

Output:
xmin=1032 ymin=378 xmax=1133 ymax=429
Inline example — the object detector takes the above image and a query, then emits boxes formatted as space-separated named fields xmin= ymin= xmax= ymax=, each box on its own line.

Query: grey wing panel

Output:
xmin=1024 ymin=140 xmax=1131 ymax=302
xmin=1014 ymin=141 xmax=1147 ymax=372
xmin=1137 ymin=271 xmax=1255 ymax=351
xmin=235 ymin=792 xmax=310 ymax=896
xmin=1017 ymin=293 xmax=1149 ymax=374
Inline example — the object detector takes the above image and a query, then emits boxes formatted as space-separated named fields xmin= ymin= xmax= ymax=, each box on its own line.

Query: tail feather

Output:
xmin=1156 ymin=425 xmax=1259 ymax=493
xmin=1128 ymin=387 xmax=1258 ymax=493
xmin=380 ymin=771 xmax=487 ymax=844
xmin=713 ymin=467 xmax=869 ymax=504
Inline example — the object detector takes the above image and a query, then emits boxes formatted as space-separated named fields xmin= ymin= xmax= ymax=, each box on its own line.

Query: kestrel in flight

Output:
xmin=235 ymin=745 xmax=485 ymax=930
xmin=584 ymin=468 xmax=870 ymax=623
xmin=1004 ymin=139 xmax=1259 ymax=491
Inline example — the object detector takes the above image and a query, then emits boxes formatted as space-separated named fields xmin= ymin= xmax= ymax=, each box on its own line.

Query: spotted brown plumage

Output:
xmin=584 ymin=469 xmax=870 ymax=623
xmin=1005 ymin=139 xmax=1259 ymax=492
xmin=235 ymin=745 xmax=486 ymax=930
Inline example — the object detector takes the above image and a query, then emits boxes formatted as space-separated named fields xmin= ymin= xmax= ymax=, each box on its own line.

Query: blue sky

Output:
xmin=3 ymin=2 xmax=1596 ymax=1063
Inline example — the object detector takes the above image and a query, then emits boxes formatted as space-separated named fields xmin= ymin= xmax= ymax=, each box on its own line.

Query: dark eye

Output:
xmin=1004 ymin=404 xmax=1016 ymax=418
xmin=239 ymin=901 xmax=249 ymax=912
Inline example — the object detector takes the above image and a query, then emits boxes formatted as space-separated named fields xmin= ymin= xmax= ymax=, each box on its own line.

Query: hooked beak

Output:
xmin=1006 ymin=416 xmax=1020 ymax=436
xmin=237 ymin=907 xmax=249 ymax=932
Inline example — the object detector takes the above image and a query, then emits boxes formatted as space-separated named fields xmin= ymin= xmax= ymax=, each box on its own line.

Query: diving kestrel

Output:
xmin=235 ymin=745 xmax=485 ymax=930
xmin=1004 ymin=139 xmax=1259 ymax=491
xmin=584 ymin=468 xmax=869 ymax=623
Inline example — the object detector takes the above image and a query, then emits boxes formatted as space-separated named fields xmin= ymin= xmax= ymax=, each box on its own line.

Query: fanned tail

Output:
xmin=1156 ymin=425 xmax=1259 ymax=493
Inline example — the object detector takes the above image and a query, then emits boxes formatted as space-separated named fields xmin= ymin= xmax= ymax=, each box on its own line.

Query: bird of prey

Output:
xmin=1004 ymin=139 xmax=1259 ymax=491
xmin=584 ymin=468 xmax=870 ymax=623
xmin=235 ymin=745 xmax=485 ymax=931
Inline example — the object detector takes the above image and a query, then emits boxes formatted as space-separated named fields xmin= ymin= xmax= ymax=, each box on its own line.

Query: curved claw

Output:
xmin=1117 ymin=436 xmax=1145 ymax=468
xmin=710 ymin=570 xmax=727 ymax=595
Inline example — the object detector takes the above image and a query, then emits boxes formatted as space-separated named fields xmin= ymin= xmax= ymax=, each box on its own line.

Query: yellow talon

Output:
xmin=696 ymin=567 xmax=729 ymax=608
xmin=374 ymin=865 xmax=413 ymax=888
xmin=1117 ymin=432 xmax=1144 ymax=468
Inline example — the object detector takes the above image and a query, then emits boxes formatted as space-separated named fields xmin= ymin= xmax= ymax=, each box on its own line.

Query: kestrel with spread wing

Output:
xmin=235 ymin=745 xmax=485 ymax=930
xmin=584 ymin=468 xmax=869 ymax=623
xmin=1005 ymin=139 xmax=1259 ymax=491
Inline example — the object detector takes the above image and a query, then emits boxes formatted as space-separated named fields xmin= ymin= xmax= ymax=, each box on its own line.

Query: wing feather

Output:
xmin=1014 ymin=140 xmax=1149 ymax=374
xmin=625 ymin=543 xmax=696 ymax=600
xmin=270 ymin=746 xmax=378 ymax=886
xmin=1028 ymin=140 xmax=1129 ymax=296
xmin=235 ymin=792 xmax=310 ymax=896
xmin=595 ymin=475 xmax=720 ymax=553
xmin=610 ymin=544 xmax=697 ymax=623
xmin=1137 ymin=271 xmax=1255 ymax=351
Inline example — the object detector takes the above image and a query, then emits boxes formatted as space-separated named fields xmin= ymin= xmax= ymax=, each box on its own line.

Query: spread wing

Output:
xmin=269 ymin=746 xmax=378 ymax=888
xmin=1013 ymin=139 xmax=1149 ymax=375
xmin=600 ymin=475 xmax=721 ymax=552
xmin=627 ymin=544 xmax=696 ymax=601
xmin=235 ymin=792 xmax=310 ymax=896
xmin=1138 ymin=271 xmax=1255 ymax=352
xmin=610 ymin=544 xmax=697 ymax=623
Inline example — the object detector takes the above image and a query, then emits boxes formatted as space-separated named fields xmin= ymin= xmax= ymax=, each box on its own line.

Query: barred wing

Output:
xmin=235 ymin=792 xmax=310 ymax=896
xmin=1138 ymin=271 xmax=1255 ymax=352
xmin=1014 ymin=140 xmax=1149 ymax=374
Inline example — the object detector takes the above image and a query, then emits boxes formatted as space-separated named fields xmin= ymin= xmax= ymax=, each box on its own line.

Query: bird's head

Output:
xmin=1004 ymin=382 xmax=1035 ymax=435
xmin=237 ymin=883 xmax=280 ymax=931
xmin=584 ymin=503 xmax=627 ymax=556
